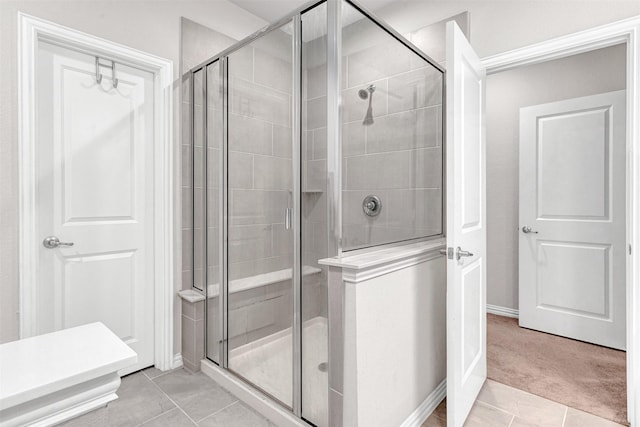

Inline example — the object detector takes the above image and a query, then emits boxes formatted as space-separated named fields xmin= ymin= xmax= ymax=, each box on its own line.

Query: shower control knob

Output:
xmin=42 ymin=236 xmax=74 ymax=249
xmin=362 ymin=195 xmax=382 ymax=217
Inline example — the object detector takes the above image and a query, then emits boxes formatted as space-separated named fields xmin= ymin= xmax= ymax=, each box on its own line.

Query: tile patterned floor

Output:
xmin=422 ymin=379 xmax=625 ymax=427
xmin=58 ymin=367 xmax=279 ymax=427
xmin=58 ymin=367 xmax=625 ymax=427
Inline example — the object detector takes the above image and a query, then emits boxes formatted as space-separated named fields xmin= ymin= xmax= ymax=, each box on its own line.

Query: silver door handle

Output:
xmin=43 ymin=236 xmax=74 ymax=249
xmin=285 ymin=208 xmax=292 ymax=230
xmin=522 ymin=226 xmax=538 ymax=234
xmin=456 ymin=246 xmax=473 ymax=261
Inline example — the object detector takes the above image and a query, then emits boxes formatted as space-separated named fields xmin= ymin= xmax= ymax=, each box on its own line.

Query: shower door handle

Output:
xmin=285 ymin=208 xmax=292 ymax=230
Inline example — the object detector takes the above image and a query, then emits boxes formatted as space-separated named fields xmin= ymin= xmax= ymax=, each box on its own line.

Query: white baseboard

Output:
xmin=400 ymin=379 xmax=446 ymax=427
xmin=201 ymin=359 xmax=307 ymax=427
xmin=172 ymin=353 xmax=183 ymax=369
xmin=486 ymin=304 xmax=519 ymax=319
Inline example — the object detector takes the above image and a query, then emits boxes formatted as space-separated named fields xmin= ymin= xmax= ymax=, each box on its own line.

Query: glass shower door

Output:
xmin=226 ymin=23 xmax=295 ymax=408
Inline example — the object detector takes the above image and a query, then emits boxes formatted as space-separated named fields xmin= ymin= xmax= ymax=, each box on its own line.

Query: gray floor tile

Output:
xmin=106 ymin=372 xmax=176 ymax=427
xmin=141 ymin=408 xmax=197 ymax=427
xmin=564 ymin=408 xmax=625 ymax=427
xmin=421 ymin=413 xmax=446 ymax=427
xmin=510 ymin=416 xmax=545 ymax=426
xmin=433 ymin=399 xmax=446 ymax=419
xmin=421 ymin=399 xmax=446 ymax=427
xmin=463 ymin=402 xmax=513 ymax=427
xmin=142 ymin=366 xmax=174 ymax=380
xmin=476 ymin=380 xmax=566 ymax=426
xmin=153 ymin=369 xmax=238 ymax=422
xmin=197 ymin=402 xmax=270 ymax=427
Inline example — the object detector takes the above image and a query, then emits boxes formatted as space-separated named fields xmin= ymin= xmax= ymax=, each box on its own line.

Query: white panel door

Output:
xmin=445 ymin=21 xmax=487 ymax=427
xmin=519 ymin=91 xmax=626 ymax=350
xmin=36 ymin=41 xmax=155 ymax=374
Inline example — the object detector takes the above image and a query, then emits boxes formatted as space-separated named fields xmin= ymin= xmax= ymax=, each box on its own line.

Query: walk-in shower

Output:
xmin=188 ymin=0 xmax=444 ymax=425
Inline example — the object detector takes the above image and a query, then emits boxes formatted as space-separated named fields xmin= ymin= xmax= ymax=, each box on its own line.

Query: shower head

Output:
xmin=358 ymin=84 xmax=376 ymax=100
xmin=361 ymin=84 xmax=375 ymax=125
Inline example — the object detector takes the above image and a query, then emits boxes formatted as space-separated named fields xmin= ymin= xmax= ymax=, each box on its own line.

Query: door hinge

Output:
xmin=630 ymin=244 xmax=632 ymax=255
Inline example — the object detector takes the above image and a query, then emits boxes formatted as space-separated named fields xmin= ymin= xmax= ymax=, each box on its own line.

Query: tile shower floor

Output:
xmin=229 ymin=317 xmax=328 ymax=427
xmin=58 ymin=367 xmax=278 ymax=427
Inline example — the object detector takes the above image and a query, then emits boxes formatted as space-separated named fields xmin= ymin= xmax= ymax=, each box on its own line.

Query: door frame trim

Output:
xmin=17 ymin=13 xmax=176 ymax=371
xmin=481 ymin=15 xmax=640 ymax=425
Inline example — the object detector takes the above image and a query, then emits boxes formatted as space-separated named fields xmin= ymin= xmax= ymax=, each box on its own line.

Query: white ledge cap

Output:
xmin=319 ymin=238 xmax=446 ymax=271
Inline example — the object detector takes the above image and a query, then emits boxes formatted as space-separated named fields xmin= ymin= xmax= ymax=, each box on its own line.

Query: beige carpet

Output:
xmin=487 ymin=313 xmax=627 ymax=425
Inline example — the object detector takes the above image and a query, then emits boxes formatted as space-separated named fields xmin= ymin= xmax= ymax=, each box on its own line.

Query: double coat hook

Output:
xmin=95 ymin=56 xmax=119 ymax=89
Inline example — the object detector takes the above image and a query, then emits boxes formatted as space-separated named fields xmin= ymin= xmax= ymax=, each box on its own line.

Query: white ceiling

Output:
xmin=228 ymin=0 xmax=398 ymax=24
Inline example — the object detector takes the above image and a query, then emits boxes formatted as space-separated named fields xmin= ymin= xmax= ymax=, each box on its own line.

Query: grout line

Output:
xmin=196 ymin=400 xmax=241 ymax=424
xmin=251 ymin=48 xmax=255 ymax=83
xmin=475 ymin=399 xmax=516 ymax=417
xmin=136 ymin=407 xmax=182 ymax=427
xmin=146 ymin=370 xmax=200 ymax=426
xmin=271 ymin=124 xmax=274 ymax=157
xmin=507 ymin=414 xmax=515 ymax=427
xmin=561 ymin=406 xmax=568 ymax=427
xmin=142 ymin=369 xmax=169 ymax=381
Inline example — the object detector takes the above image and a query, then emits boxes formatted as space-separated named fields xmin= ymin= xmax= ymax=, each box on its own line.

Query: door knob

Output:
xmin=42 ymin=236 xmax=74 ymax=249
xmin=521 ymin=226 xmax=539 ymax=234
xmin=456 ymin=246 xmax=473 ymax=261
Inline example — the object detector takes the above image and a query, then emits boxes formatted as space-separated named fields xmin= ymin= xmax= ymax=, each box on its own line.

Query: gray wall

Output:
xmin=485 ymin=44 xmax=627 ymax=309
xmin=0 ymin=1 xmax=265 ymax=348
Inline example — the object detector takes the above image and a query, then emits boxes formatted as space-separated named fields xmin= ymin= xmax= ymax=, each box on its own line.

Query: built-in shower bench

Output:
xmin=206 ymin=265 xmax=322 ymax=298
xmin=0 ymin=322 xmax=137 ymax=427
xmin=177 ymin=265 xmax=323 ymax=372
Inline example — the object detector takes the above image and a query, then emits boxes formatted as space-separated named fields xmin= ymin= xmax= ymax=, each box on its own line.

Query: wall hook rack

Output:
xmin=95 ymin=56 xmax=118 ymax=89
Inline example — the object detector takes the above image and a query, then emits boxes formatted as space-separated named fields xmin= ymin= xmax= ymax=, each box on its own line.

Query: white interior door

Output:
xmin=519 ymin=90 xmax=626 ymax=350
xmin=35 ymin=41 xmax=155 ymax=374
xmin=445 ymin=21 xmax=487 ymax=427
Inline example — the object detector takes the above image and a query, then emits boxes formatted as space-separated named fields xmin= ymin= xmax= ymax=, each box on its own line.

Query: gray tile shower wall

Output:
xmin=338 ymin=6 xmax=445 ymax=251
xmin=227 ymin=33 xmax=294 ymax=283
